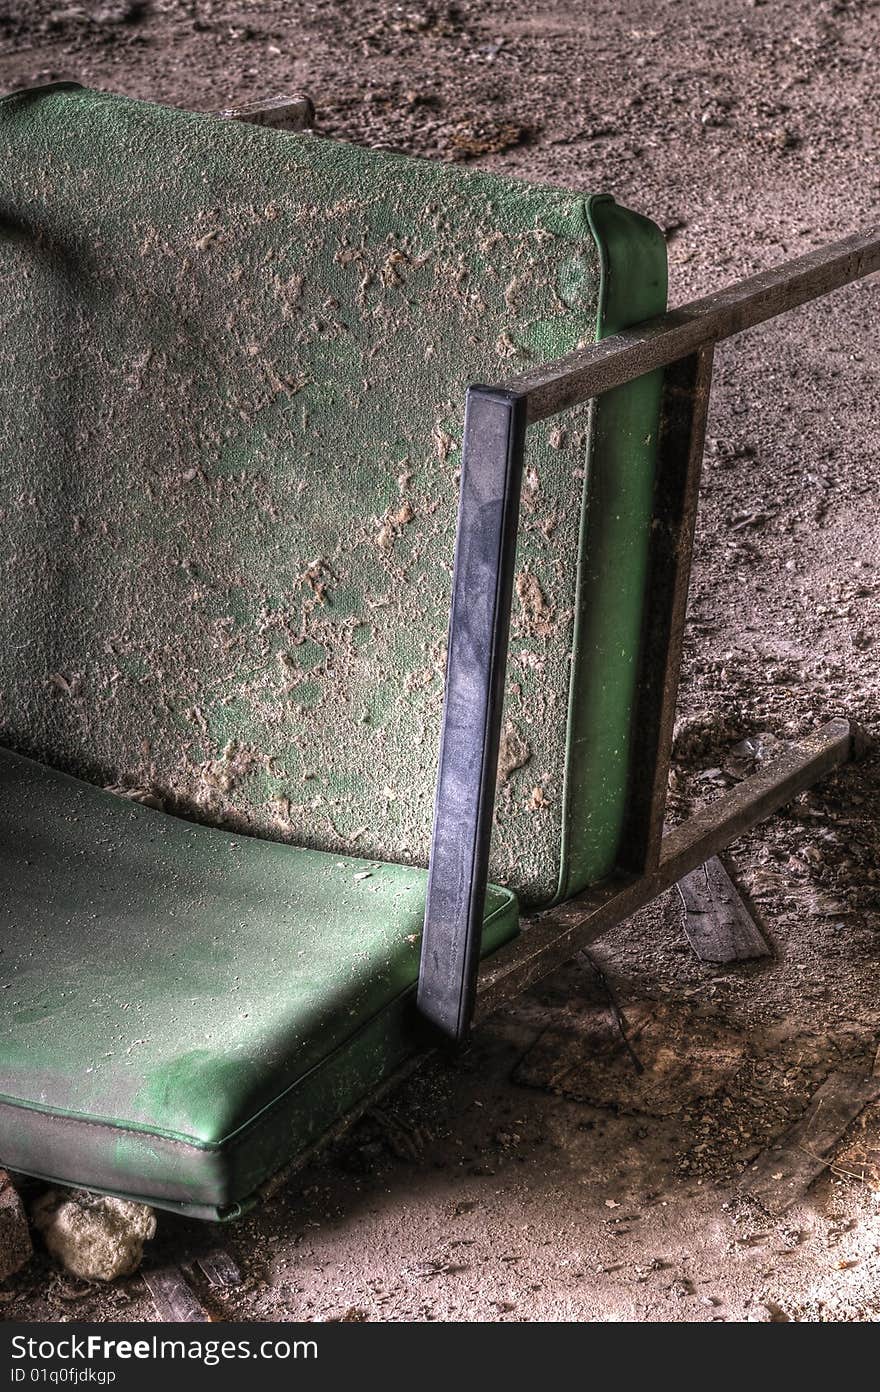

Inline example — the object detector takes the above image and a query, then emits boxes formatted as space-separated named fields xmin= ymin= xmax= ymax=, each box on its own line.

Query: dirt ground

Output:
xmin=1 ymin=0 xmax=879 ymax=1323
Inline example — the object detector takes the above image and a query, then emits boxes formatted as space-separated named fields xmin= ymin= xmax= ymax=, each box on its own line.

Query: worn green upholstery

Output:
xmin=0 ymin=84 xmax=666 ymax=907
xmin=0 ymin=748 xmax=517 ymax=1215
xmin=0 ymin=85 xmax=667 ymax=1213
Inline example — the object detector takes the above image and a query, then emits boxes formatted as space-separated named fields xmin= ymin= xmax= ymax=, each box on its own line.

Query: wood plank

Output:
xmin=217 ymin=94 xmax=315 ymax=131
xmin=506 ymin=228 xmax=880 ymax=421
xmin=195 ymin=1247 xmax=243 ymax=1288
xmin=740 ymin=1071 xmax=880 ymax=1215
xmin=677 ymin=855 xmax=771 ymax=963
xmin=143 ymin=1265 xmax=209 ymax=1322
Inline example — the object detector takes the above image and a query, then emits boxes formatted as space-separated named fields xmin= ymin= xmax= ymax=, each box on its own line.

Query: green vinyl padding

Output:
xmin=0 ymin=747 xmax=517 ymax=1216
xmin=0 ymin=87 xmax=667 ymax=1212
xmin=0 ymin=84 xmax=667 ymax=908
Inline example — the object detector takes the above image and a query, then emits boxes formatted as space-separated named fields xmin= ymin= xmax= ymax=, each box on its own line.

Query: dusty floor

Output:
xmin=1 ymin=0 xmax=879 ymax=1323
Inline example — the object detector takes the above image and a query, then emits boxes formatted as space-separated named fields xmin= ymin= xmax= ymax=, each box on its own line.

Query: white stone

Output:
xmin=32 ymin=1189 xmax=156 ymax=1282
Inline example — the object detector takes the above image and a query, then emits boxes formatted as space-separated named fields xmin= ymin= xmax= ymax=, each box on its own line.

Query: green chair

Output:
xmin=1 ymin=83 xmax=874 ymax=1219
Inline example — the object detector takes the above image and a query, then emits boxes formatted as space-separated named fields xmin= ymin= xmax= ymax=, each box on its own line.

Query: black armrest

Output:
xmin=416 ymin=387 xmax=526 ymax=1042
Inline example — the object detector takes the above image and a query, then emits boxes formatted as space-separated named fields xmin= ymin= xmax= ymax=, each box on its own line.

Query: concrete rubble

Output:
xmin=32 ymin=1189 xmax=156 ymax=1282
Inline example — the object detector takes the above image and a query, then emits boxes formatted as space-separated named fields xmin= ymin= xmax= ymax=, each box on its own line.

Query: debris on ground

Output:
xmin=142 ymin=1265 xmax=209 ymax=1322
xmin=446 ymin=120 xmax=532 ymax=160
xmin=32 ymin=1190 xmax=157 ymax=1282
xmin=740 ymin=1071 xmax=880 ymax=1215
xmin=0 ymin=1171 xmax=32 ymax=1280
xmin=513 ymin=997 xmax=749 ymax=1120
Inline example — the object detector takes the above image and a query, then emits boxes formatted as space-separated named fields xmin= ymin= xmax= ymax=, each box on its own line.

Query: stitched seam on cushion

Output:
xmin=212 ymin=890 xmax=517 ymax=1153
xmin=0 ymin=1095 xmax=215 ymax=1153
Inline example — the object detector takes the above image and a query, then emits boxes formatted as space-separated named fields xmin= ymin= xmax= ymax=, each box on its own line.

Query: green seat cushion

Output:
xmin=0 ymin=84 xmax=667 ymax=909
xmin=0 ymin=748 xmax=517 ymax=1216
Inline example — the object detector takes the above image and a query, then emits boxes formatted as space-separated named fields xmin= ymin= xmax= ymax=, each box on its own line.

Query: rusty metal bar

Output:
xmin=507 ymin=228 xmax=880 ymax=423
xmin=475 ymin=717 xmax=856 ymax=1018
xmin=617 ymin=346 xmax=715 ymax=874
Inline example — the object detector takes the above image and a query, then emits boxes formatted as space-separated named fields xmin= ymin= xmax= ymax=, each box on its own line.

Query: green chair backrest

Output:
xmin=0 ymin=85 xmax=666 ymax=908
